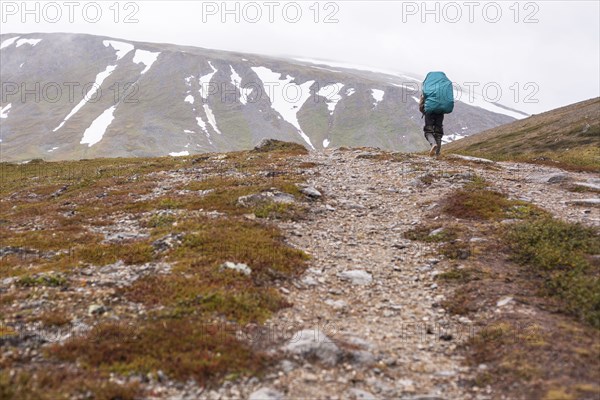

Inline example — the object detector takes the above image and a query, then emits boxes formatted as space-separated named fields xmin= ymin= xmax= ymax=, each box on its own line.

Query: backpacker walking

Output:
xmin=419 ymin=71 xmax=454 ymax=157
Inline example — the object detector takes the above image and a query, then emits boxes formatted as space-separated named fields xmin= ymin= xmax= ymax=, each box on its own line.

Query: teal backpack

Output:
xmin=422 ymin=72 xmax=454 ymax=114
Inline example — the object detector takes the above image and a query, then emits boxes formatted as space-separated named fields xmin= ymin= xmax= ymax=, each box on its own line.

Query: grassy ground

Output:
xmin=406 ymin=172 xmax=600 ymax=399
xmin=445 ymin=97 xmax=600 ymax=172
xmin=0 ymin=141 xmax=314 ymax=398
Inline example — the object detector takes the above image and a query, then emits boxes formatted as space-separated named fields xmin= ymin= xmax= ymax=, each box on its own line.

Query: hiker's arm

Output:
xmin=419 ymin=94 xmax=425 ymax=115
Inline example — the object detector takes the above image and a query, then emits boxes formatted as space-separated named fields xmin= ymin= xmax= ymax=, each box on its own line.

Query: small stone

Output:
xmin=338 ymin=270 xmax=373 ymax=285
xmin=279 ymin=359 xmax=295 ymax=373
xmin=429 ymin=228 xmax=445 ymax=236
xmin=248 ymin=387 xmax=284 ymax=400
xmin=301 ymin=186 xmax=322 ymax=198
xmin=301 ymin=276 xmax=318 ymax=287
xmin=325 ymin=299 xmax=347 ymax=310
xmin=88 ymin=304 xmax=106 ymax=316
xmin=448 ymin=154 xmax=495 ymax=164
xmin=303 ymin=373 xmax=318 ymax=382
xmin=220 ymin=261 xmax=252 ymax=276
xmin=283 ymin=329 xmax=342 ymax=366
xmin=348 ymin=388 xmax=377 ymax=400
xmin=547 ymin=174 xmax=571 ymax=184
xmin=496 ymin=296 xmax=513 ymax=307
xmin=565 ymin=198 xmax=600 ymax=207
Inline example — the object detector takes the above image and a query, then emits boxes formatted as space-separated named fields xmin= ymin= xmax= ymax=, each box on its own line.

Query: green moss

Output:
xmin=77 ymin=242 xmax=154 ymax=266
xmin=49 ymin=319 xmax=268 ymax=386
xmin=505 ymin=217 xmax=600 ymax=328
xmin=404 ymin=225 xmax=459 ymax=243
xmin=16 ymin=274 xmax=67 ymax=288
xmin=437 ymin=267 xmax=478 ymax=283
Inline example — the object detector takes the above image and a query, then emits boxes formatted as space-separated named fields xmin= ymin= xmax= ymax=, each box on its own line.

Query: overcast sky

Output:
xmin=2 ymin=0 xmax=599 ymax=114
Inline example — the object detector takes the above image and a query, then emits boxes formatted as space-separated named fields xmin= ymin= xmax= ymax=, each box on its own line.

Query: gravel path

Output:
xmin=212 ymin=148 xmax=599 ymax=400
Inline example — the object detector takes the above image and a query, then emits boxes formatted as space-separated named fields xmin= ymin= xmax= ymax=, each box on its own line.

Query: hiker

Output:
xmin=419 ymin=71 xmax=454 ymax=156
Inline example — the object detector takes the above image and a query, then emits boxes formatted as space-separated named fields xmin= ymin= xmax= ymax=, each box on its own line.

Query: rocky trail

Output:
xmin=200 ymin=149 xmax=599 ymax=400
xmin=1 ymin=146 xmax=598 ymax=400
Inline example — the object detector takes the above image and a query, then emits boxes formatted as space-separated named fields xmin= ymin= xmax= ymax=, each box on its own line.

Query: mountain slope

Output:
xmin=445 ymin=97 xmax=600 ymax=171
xmin=1 ymin=32 xmax=524 ymax=162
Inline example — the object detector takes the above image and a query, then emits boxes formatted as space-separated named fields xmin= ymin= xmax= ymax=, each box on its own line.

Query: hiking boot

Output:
xmin=429 ymin=144 xmax=438 ymax=157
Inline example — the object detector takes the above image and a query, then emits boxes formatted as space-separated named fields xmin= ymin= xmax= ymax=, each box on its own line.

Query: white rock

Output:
xmin=301 ymin=186 xmax=322 ymax=198
xmin=496 ymin=296 xmax=513 ymax=307
xmin=220 ymin=261 xmax=252 ymax=276
xmin=283 ymin=329 xmax=341 ymax=365
xmin=338 ymin=270 xmax=373 ymax=285
xmin=248 ymin=387 xmax=284 ymax=400
xmin=348 ymin=388 xmax=377 ymax=400
xmin=448 ymin=154 xmax=495 ymax=164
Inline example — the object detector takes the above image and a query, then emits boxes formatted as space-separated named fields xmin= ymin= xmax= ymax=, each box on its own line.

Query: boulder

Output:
xmin=283 ymin=329 xmax=342 ymax=366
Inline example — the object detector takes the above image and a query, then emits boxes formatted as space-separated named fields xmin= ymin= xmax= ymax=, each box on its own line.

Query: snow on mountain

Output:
xmin=16 ymin=38 xmax=42 ymax=48
xmin=133 ymin=50 xmax=160 ymax=74
xmin=0 ymin=32 xmax=525 ymax=161
xmin=80 ymin=105 xmax=116 ymax=147
xmin=251 ymin=66 xmax=316 ymax=149
xmin=230 ymin=65 xmax=253 ymax=105
xmin=318 ymin=83 xmax=344 ymax=115
xmin=371 ymin=89 xmax=385 ymax=107
xmin=53 ymin=65 xmax=117 ymax=132
xmin=203 ymin=104 xmax=221 ymax=135
xmin=199 ymin=62 xmax=218 ymax=100
xmin=103 ymin=40 xmax=134 ymax=60
xmin=0 ymin=103 xmax=11 ymax=119
xmin=0 ymin=37 xmax=19 ymax=49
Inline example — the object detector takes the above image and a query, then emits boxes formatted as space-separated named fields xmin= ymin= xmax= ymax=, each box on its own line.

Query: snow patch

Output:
xmin=230 ymin=65 xmax=253 ymax=105
xmin=1 ymin=103 xmax=12 ymax=119
xmin=323 ymin=139 xmax=330 ymax=148
xmin=195 ymin=117 xmax=211 ymax=144
xmin=199 ymin=61 xmax=218 ymax=100
xmin=317 ymin=83 xmax=344 ymax=115
xmin=345 ymin=88 xmax=355 ymax=97
xmin=54 ymin=65 xmax=117 ymax=132
xmin=184 ymin=95 xmax=195 ymax=105
xmin=169 ymin=151 xmax=189 ymax=157
xmin=133 ymin=50 xmax=160 ymax=74
xmin=0 ymin=36 xmax=19 ymax=50
xmin=19 ymin=63 xmax=24 ymax=68
xmin=203 ymin=104 xmax=221 ymax=134
xmin=251 ymin=66 xmax=315 ymax=149
xmin=458 ymin=91 xmax=528 ymax=120
xmin=371 ymin=89 xmax=385 ymax=107
xmin=103 ymin=40 xmax=134 ymax=61
xmin=16 ymin=38 xmax=42 ymax=48
xmin=442 ymin=133 xmax=466 ymax=144
xmin=47 ymin=147 xmax=59 ymax=152
xmin=184 ymin=130 xmax=195 ymax=134
xmin=311 ymin=66 xmax=341 ymax=73
xmin=80 ymin=105 xmax=116 ymax=147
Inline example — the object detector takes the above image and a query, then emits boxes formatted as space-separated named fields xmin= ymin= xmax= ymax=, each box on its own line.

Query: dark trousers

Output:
xmin=424 ymin=113 xmax=444 ymax=155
